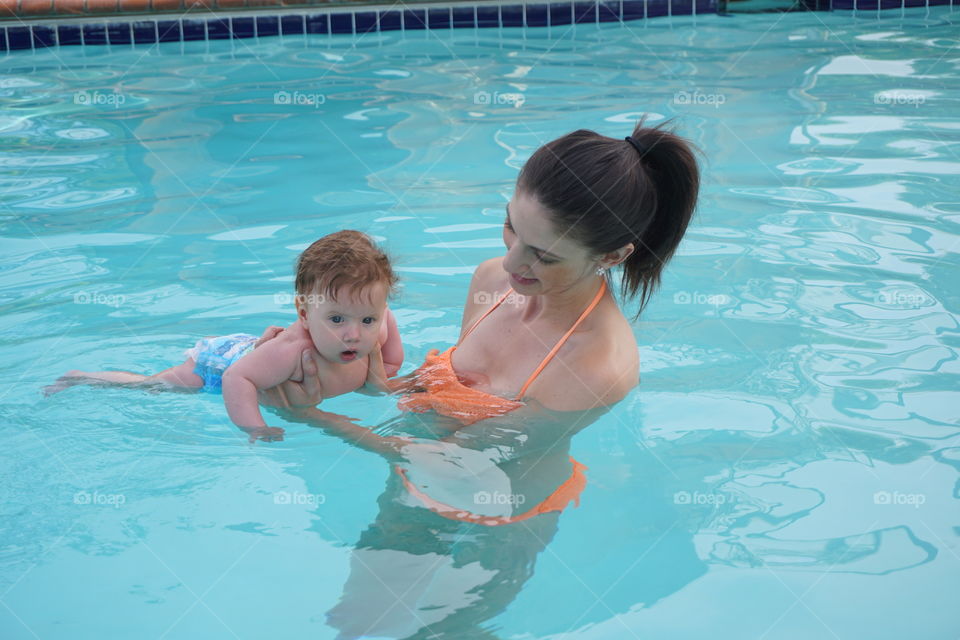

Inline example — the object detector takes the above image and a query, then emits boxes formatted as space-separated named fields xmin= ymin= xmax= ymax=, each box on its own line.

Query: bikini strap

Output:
xmin=458 ymin=287 xmax=515 ymax=345
xmin=515 ymin=278 xmax=607 ymax=399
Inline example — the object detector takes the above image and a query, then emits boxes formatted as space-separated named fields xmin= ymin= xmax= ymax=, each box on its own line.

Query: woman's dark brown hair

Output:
xmin=516 ymin=120 xmax=700 ymax=317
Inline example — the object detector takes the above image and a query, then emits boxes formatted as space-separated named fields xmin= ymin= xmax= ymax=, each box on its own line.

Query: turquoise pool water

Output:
xmin=2 ymin=6 xmax=959 ymax=639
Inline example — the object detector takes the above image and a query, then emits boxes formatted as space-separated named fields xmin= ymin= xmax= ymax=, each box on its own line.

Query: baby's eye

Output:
xmin=330 ymin=315 xmax=343 ymax=324
xmin=362 ymin=317 xmax=376 ymax=325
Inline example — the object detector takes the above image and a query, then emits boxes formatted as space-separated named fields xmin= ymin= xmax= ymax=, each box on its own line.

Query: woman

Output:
xmin=259 ymin=120 xmax=700 ymax=636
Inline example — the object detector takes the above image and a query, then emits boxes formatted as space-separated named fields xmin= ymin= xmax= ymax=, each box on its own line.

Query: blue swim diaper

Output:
xmin=185 ymin=333 xmax=258 ymax=393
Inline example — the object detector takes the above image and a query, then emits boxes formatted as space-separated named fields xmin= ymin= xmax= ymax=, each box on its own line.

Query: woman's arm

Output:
xmin=282 ymin=406 xmax=410 ymax=461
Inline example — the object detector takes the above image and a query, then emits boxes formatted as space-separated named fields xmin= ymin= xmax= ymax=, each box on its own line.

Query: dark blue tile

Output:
xmin=695 ymin=0 xmax=717 ymax=12
xmin=231 ymin=16 xmax=255 ymax=38
xmin=57 ymin=24 xmax=83 ymax=46
xmin=107 ymin=22 xmax=133 ymax=45
xmin=256 ymin=16 xmax=279 ymax=37
xmin=32 ymin=25 xmax=56 ymax=48
xmin=647 ymin=0 xmax=669 ymax=16
xmin=428 ymin=7 xmax=451 ymax=29
xmin=132 ymin=21 xmax=157 ymax=44
xmin=403 ymin=9 xmax=426 ymax=29
xmin=878 ymin=0 xmax=899 ymax=8
xmin=526 ymin=4 xmax=548 ymax=25
xmin=7 ymin=26 xmax=33 ymax=50
xmin=622 ymin=0 xmax=645 ymax=17
xmin=181 ymin=19 xmax=205 ymax=40
xmin=206 ymin=18 xmax=230 ymax=40
xmin=157 ymin=20 xmax=181 ymax=42
xmin=307 ymin=14 xmax=329 ymax=34
xmin=0 ymin=29 xmax=6 ymax=52
xmin=598 ymin=0 xmax=621 ymax=21
xmin=672 ymin=0 xmax=694 ymax=14
xmin=82 ymin=24 xmax=107 ymax=45
xmin=902 ymin=0 xmax=925 ymax=6
xmin=574 ymin=1 xmax=597 ymax=23
xmin=355 ymin=11 xmax=377 ymax=33
xmin=477 ymin=5 xmax=499 ymax=26
xmin=379 ymin=10 xmax=402 ymax=31
xmin=280 ymin=15 xmax=304 ymax=35
xmin=329 ymin=13 xmax=352 ymax=34
xmin=328 ymin=13 xmax=353 ymax=33
xmin=855 ymin=0 xmax=878 ymax=7
xmin=452 ymin=7 xmax=475 ymax=27
xmin=550 ymin=3 xmax=574 ymax=24
xmin=501 ymin=4 xmax=524 ymax=26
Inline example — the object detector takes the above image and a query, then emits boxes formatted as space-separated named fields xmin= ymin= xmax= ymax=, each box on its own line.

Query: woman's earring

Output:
xmin=596 ymin=266 xmax=605 ymax=277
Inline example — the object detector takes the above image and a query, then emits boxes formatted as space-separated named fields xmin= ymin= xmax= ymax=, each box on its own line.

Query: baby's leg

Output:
xmin=44 ymin=359 xmax=203 ymax=396
xmin=145 ymin=359 xmax=205 ymax=390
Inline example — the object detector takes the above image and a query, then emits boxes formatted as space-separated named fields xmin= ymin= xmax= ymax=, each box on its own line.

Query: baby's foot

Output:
xmin=42 ymin=371 xmax=87 ymax=397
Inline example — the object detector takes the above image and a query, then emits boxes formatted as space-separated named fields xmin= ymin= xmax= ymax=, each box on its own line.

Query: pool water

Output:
xmin=2 ymin=6 xmax=959 ymax=639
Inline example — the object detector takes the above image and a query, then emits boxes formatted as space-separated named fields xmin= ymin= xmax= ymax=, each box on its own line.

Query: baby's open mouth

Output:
xmin=339 ymin=350 xmax=358 ymax=362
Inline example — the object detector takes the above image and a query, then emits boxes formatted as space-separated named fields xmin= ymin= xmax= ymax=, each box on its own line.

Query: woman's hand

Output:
xmin=254 ymin=325 xmax=285 ymax=348
xmin=258 ymin=351 xmax=324 ymax=412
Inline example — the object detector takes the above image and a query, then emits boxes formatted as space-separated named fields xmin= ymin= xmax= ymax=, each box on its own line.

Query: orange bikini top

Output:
xmin=397 ymin=278 xmax=607 ymax=425
xmin=394 ymin=279 xmax=606 ymax=526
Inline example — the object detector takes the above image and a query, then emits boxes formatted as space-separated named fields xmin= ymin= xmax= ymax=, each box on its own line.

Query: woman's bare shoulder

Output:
xmin=472 ymin=256 xmax=506 ymax=289
xmin=531 ymin=308 xmax=639 ymax=412
xmin=460 ymin=257 xmax=508 ymax=338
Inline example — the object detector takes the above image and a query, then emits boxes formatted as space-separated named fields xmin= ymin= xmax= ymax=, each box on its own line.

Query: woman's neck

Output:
xmin=518 ymin=276 xmax=606 ymax=325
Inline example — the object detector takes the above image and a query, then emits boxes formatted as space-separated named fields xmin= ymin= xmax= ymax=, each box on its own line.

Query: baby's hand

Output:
xmin=239 ymin=425 xmax=285 ymax=444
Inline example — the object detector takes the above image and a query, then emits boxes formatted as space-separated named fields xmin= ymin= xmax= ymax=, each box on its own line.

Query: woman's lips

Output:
xmin=511 ymin=273 xmax=538 ymax=286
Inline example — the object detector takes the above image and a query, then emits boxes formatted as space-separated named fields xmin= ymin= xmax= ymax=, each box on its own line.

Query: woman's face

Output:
xmin=502 ymin=191 xmax=599 ymax=296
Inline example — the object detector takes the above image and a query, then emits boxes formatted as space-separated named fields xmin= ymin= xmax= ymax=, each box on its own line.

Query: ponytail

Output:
xmin=621 ymin=120 xmax=700 ymax=315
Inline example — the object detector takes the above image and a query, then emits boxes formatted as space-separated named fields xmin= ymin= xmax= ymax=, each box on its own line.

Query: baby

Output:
xmin=46 ymin=230 xmax=404 ymax=442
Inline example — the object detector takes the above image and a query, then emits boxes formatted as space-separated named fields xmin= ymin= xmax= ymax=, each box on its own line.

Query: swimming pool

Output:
xmin=2 ymin=6 xmax=959 ymax=638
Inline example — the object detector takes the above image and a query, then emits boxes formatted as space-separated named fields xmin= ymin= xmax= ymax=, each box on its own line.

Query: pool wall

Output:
xmin=0 ymin=0 xmax=953 ymax=52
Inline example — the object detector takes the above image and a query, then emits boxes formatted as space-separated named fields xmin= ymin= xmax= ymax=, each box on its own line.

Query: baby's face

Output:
xmin=297 ymin=283 xmax=388 ymax=365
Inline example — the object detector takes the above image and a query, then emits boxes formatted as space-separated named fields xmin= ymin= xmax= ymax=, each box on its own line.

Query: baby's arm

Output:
xmin=379 ymin=307 xmax=403 ymax=377
xmin=222 ymin=338 xmax=307 ymax=431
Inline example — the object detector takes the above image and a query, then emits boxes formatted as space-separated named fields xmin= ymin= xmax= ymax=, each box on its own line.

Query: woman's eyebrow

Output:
xmin=505 ymin=204 xmax=562 ymax=259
